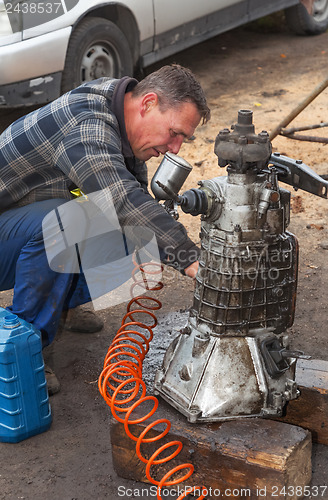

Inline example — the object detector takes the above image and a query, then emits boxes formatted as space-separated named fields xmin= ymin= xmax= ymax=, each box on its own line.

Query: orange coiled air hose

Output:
xmin=98 ymin=259 xmax=207 ymax=500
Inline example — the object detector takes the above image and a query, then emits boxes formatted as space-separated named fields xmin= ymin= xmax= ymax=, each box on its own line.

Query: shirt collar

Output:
xmin=111 ymin=76 xmax=138 ymax=158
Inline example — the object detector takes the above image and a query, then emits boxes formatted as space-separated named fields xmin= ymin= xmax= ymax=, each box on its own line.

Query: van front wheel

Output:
xmin=61 ymin=17 xmax=134 ymax=94
xmin=285 ymin=0 xmax=328 ymax=35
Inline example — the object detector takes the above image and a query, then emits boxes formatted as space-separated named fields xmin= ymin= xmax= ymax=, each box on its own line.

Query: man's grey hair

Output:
xmin=132 ymin=64 xmax=210 ymax=124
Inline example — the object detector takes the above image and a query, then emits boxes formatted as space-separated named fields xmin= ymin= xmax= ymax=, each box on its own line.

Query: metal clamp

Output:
xmin=269 ymin=153 xmax=328 ymax=198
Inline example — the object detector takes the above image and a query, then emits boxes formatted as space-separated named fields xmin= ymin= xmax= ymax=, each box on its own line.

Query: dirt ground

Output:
xmin=0 ymin=14 xmax=328 ymax=500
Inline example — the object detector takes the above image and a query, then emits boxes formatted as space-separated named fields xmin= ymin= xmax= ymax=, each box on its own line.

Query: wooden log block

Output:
xmin=111 ymin=399 xmax=312 ymax=500
xmin=277 ymin=359 xmax=328 ymax=445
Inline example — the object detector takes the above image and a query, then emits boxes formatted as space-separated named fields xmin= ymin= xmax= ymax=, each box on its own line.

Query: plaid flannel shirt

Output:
xmin=0 ymin=77 xmax=199 ymax=271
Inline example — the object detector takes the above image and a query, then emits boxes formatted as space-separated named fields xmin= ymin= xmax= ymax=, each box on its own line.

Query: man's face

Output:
xmin=128 ymin=94 xmax=201 ymax=161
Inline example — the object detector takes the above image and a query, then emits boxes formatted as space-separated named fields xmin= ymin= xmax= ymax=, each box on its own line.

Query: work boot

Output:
xmin=45 ymin=365 xmax=61 ymax=396
xmin=61 ymin=305 xmax=104 ymax=333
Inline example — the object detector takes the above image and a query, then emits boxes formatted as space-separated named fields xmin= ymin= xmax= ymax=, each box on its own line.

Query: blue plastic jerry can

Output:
xmin=0 ymin=308 xmax=52 ymax=443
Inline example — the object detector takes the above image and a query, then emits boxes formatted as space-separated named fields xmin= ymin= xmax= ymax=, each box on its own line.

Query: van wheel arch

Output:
xmin=61 ymin=16 xmax=134 ymax=94
xmin=285 ymin=0 xmax=328 ymax=35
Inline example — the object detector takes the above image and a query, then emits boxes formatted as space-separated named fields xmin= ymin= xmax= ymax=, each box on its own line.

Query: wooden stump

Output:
xmin=109 ymin=358 xmax=328 ymax=499
xmin=111 ymin=399 xmax=312 ymax=500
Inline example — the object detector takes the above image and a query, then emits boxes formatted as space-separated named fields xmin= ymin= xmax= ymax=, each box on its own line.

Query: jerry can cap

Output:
xmin=3 ymin=313 xmax=21 ymax=329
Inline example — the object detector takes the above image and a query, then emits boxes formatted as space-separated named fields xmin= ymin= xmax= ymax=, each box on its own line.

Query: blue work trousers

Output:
xmin=0 ymin=199 xmax=91 ymax=347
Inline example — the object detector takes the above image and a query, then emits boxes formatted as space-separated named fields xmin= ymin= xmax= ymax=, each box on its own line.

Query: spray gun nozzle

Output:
xmin=155 ymin=180 xmax=181 ymax=202
xmin=155 ymin=181 xmax=208 ymax=217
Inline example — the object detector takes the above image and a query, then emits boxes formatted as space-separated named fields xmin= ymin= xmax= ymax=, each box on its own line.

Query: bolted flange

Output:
xmin=214 ymin=109 xmax=272 ymax=172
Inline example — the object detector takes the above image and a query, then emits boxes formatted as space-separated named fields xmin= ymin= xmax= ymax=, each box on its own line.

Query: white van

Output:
xmin=0 ymin=0 xmax=327 ymax=107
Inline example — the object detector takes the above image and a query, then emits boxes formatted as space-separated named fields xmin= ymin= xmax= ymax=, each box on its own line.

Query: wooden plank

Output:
xmin=111 ymin=399 xmax=312 ymax=500
xmin=276 ymin=359 xmax=328 ymax=445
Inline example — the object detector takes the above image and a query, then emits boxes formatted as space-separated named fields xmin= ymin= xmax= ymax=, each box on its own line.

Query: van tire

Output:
xmin=61 ymin=17 xmax=134 ymax=94
xmin=285 ymin=0 xmax=328 ymax=35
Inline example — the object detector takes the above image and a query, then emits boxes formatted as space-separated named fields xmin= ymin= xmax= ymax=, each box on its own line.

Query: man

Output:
xmin=0 ymin=64 xmax=210 ymax=393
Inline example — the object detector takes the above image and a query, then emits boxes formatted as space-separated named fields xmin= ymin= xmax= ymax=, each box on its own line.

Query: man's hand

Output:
xmin=184 ymin=260 xmax=199 ymax=278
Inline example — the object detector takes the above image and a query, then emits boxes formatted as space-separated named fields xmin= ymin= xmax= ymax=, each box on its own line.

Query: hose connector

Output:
xmin=179 ymin=189 xmax=208 ymax=216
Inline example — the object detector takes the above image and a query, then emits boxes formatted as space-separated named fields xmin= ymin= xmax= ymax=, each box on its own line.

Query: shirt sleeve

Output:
xmin=52 ymin=118 xmax=199 ymax=271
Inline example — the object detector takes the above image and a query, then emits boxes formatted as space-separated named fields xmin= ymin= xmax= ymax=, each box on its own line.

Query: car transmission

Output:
xmin=153 ymin=109 xmax=327 ymax=423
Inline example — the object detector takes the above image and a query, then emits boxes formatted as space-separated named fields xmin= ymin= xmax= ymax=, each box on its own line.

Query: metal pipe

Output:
xmin=269 ymin=76 xmax=328 ymax=141
xmin=281 ymin=122 xmax=328 ymax=134
xmin=281 ymin=133 xmax=328 ymax=144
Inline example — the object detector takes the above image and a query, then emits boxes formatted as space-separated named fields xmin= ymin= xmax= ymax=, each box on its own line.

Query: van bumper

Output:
xmin=0 ymin=26 xmax=71 ymax=106
xmin=0 ymin=72 xmax=62 ymax=107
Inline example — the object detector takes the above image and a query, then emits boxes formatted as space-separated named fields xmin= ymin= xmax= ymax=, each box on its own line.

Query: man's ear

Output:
xmin=140 ymin=93 xmax=159 ymax=116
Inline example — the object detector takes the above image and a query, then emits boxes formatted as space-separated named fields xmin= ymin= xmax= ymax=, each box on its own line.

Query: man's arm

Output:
xmin=53 ymin=118 xmax=199 ymax=273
